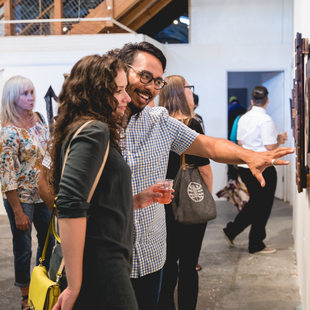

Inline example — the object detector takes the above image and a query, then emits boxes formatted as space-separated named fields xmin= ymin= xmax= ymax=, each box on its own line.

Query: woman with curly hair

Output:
xmin=50 ymin=54 xmax=162 ymax=310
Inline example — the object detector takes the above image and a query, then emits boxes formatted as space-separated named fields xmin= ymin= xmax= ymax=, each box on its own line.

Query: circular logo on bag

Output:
xmin=187 ymin=182 xmax=204 ymax=202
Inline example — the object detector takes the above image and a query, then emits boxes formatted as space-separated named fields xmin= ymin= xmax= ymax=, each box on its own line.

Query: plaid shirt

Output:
xmin=121 ymin=106 xmax=199 ymax=278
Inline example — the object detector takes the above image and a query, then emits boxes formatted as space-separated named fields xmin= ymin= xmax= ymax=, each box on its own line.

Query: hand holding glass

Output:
xmin=155 ymin=179 xmax=174 ymax=204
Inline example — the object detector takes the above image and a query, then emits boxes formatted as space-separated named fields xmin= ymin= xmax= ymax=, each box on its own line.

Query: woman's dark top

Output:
xmin=166 ymin=118 xmax=210 ymax=180
xmin=56 ymin=121 xmax=138 ymax=310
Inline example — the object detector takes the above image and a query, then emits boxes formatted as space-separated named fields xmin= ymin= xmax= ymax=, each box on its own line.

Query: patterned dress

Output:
xmin=0 ymin=113 xmax=48 ymax=202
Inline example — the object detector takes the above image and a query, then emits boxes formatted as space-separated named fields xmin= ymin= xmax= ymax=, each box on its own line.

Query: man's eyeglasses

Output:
xmin=184 ymin=85 xmax=195 ymax=93
xmin=127 ymin=65 xmax=167 ymax=90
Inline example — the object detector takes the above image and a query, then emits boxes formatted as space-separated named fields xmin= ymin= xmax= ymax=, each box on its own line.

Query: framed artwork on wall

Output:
xmin=292 ymin=32 xmax=309 ymax=193
xmin=306 ymin=59 xmax=310 ymax=172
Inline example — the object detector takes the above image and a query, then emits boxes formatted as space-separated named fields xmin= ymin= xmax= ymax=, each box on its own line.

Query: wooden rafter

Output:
xmin=118 ymin=0 xmax=158 ymax=26
xmin=2 ymin=0 xmax=174 ymax=36
xmin=113 ymin=0 xmax=142 ymax=19
xmin=68 ymin=1 xmax=112 ymax=35
xmin=4 ymin=0 xmax=13 ymax=35
xmin=127 ymin=0 xmax=172 ymax=31
xmin=53 ymin=0 xmax=63 ymax=35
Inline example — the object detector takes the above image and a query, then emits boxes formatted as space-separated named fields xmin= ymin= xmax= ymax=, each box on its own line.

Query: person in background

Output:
xmin=227 ymin=96 xmax=246 ymax=180
xmin=228 ymin=96 xmax=246 ymax=139
xmin=0 ymin=75 xmax=54 ymax=310
xmin=115 ymin=41 xmax=293 ymax=310
xmin=192 ymin=91 xmax=208 ymax=272
xmin=192 ymin=92 xmax=205 ymax=133
xmin=50 ymin=54 xmax=163 ymax=310
xmin=223 ymin=86 xmax=288 ymax=254
xmin=157 ymin=75 xmax=212 ymax=310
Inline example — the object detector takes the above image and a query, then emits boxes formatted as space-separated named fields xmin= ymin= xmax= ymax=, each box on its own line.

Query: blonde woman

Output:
xmin=0 ymin=75 xmax=53 ymax=310
xmin=158 ymin=75 xmax=213 ymax=310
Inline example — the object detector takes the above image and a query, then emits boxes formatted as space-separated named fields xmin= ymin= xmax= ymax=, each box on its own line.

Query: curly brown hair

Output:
xmin=50 ymin=54 xmax=127 ymax=193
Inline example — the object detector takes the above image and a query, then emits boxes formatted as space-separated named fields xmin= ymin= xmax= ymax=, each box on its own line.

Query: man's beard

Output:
xmin=127 ymin=101 xmax=143 ymax=118
xmin=126 ymin=84 xmax=153 ymax=118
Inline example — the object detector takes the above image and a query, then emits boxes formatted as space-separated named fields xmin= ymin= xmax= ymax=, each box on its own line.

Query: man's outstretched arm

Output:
xmin=185 ymin=134 xmax=295 ymax=187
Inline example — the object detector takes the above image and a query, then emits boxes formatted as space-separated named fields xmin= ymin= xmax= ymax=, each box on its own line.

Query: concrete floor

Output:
xmin=0 ymin=198 xmax=301 ymax=310
xmin=196 ymin=199 xmax=301 ymax=310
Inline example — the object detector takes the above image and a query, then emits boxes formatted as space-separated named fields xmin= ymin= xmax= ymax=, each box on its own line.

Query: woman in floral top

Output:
xmin=0 ymin=75 xmax=54 ymax=310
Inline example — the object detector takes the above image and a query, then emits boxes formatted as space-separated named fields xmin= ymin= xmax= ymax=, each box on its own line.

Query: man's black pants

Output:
xmin=225 ymin=166 xmax=277 ymax=253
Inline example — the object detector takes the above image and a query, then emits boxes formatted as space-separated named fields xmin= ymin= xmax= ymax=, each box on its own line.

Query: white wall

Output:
xmin=293 ymin=0 xmax=310 ymax=308
xmin=164 ymin=0 xmax=294 ymax=197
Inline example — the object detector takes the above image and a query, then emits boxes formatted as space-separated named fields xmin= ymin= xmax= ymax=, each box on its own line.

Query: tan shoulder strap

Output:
xmin=61 ymin=119 xmax=110 ymax=202
xmin=61 ymin=120 xmax=94 ymax=177
xmin=180 ymin=117 xmax=191 ymax=170
xmin=87 ymin=141 xmax=110 ymax=202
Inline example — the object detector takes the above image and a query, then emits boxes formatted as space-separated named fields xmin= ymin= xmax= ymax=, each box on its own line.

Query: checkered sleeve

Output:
xmin=165 ymin=114 xmax=199 ymax=155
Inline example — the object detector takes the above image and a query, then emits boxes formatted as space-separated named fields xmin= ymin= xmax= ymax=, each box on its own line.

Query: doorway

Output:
xmin=227 ymin=71 xmax=285 ymax=199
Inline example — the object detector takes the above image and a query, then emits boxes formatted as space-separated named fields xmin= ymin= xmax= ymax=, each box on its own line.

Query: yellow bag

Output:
xmin=28 ymin=264 xmax=60 ymax=310
xmin=28 ymin=202 xmax=63 ymax=310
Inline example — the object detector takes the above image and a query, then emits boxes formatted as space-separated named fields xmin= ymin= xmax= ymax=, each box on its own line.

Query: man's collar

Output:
xmin=252 ymin=105 xmax=266 ymax=112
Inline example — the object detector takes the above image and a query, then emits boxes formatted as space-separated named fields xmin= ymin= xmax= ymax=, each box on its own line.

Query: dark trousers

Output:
xmin=158 ymin=205 xmax=207 ymax=310
xmin=224 ymin=166 xmax=277 ymax=253
xmin=131 ymin=269 xmax=163 ymax=310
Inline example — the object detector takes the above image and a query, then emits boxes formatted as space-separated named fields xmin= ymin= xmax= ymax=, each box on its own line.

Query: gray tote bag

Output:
xmin=172 ymin=154 xmax=216 ymax=224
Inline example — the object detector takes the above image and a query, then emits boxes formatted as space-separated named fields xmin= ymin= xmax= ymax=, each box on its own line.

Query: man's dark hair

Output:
xmin=106 ymin=48 xmax=121 ymax=58
xmin=251 ymin=86 xmax=269 ymax=106
xmin=118 ymin=41 xmax=166 ymax=71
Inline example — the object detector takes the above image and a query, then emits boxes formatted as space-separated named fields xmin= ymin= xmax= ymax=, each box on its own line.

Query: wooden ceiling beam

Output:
xmin=128 ymin=0 xmax=172 ymax=31
xmin=4 ymin=0 xmax=14 ymax=35
xmin=118 ymin=0 xmax=158 ymax=26
xmin=113 ymin=0 xmax=144 ymax=19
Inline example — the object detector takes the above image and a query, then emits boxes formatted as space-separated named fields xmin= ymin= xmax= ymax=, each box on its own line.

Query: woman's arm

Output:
xmin=265 ymin=132 xmax=288 ymax=150
xmin=53 ymin=217 xmax=86 ymax=310
xmin=5 ymin=190 xmax=31 ymax=230
xmin=198 ymin=164 xmax=213 ymax=193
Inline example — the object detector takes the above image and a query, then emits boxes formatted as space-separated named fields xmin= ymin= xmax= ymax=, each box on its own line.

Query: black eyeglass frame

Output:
xmin=127 ymin=65 xmax=167 ymax=90
xmin=184 ymin=85 xmax=195 ymax=93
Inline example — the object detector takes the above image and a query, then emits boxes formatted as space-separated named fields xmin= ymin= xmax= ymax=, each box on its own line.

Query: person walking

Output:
xmin=223 ymin=86 xmax=287 ymax=254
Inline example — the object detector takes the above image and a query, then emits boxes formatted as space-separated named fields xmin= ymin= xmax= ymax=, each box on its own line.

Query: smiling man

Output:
xmin=116 ymin=41 xmax=294 ymax=310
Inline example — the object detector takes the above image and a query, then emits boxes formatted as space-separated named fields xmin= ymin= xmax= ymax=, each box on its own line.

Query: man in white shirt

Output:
xmin=223 ymin=86 xmax=287 ymax=254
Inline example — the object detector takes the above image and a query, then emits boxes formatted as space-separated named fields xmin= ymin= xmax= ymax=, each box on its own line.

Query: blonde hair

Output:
xmin=0 ymin=75 xmax=35 ymax=126
xmin=158 ymin=75 xmax=192 ymax=118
